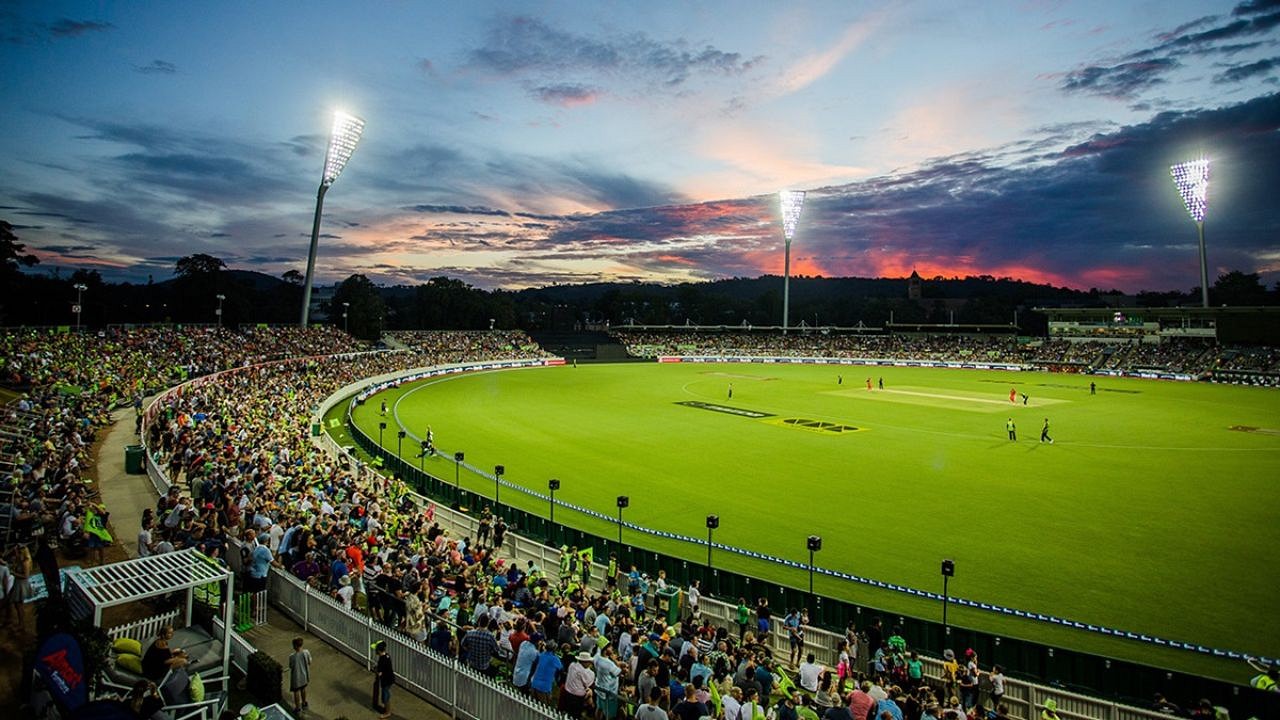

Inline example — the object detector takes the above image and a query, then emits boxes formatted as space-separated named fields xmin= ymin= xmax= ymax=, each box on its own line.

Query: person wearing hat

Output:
xmin=373 ymin=640 xmax=393 ymax=719
xmin=332 ymin=573 xmax=354 ymax=609
xmin=1041 ymin=698 xmax=1061 ymax=720
xmin=561 ymin=651 xmax=596 ymax=717
xmin=942 ymin=649 xmax=959 ymax=697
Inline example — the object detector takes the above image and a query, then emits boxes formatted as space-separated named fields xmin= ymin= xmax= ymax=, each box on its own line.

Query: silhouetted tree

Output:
xmin=1 ymin=220 xmax=39 ymax=276
xmin=1212 ymin=270 xmax=1271 ymax=306
xmin=174 ymin=253 xmax=227 ymax=278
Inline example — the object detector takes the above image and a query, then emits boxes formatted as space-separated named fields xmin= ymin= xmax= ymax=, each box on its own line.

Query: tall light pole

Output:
xmin=778 ymin=190 xmax=807 ymax=333
xmin=494 ymin=465 xmax=504 ymax=505
xmin=300 ymin=111 xmax=365 ymax=327
xmin=342 ymin=301 xmax=350 ymax=333
xmin=72 ymin=283 xmax=87 ymax=329
xmin=397 ymin=429 xmax=406 ymax=459
xmin=215 ymin=294 xmax=226 ymax=328
xmin=378 ymin=421 xmax=387 ymax=450
xmin=1170 ymin=157 xmax=1211 ymax=308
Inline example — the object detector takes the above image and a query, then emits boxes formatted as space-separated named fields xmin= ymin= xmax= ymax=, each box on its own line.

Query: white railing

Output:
xmin=212 ymin=616 xmax=257 ymax=674
xmin=267 ymin=568 xmax=571 ymax=720
xmin=106 ymin=609 xmax=182 ymax=644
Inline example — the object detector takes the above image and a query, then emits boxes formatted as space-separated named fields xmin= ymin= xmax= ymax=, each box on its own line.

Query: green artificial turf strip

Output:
xmin=346 ymin=363 xmax=1280 ymax=681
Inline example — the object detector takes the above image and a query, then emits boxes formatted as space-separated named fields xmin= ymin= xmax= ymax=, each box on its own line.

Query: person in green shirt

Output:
xmin=736 ymin=597 xmax=752 ymax=642
xmin=907 ymin=651 xmax=924 ymax=688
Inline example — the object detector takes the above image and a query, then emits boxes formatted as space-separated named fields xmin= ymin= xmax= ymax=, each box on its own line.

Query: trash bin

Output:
xmin=311 ymin=422 xmax=321 ymax=437
xmin=125 ymin=445 xmax=145 ymax=475
xmin=655 ymin=586 xmax=682 ymax=624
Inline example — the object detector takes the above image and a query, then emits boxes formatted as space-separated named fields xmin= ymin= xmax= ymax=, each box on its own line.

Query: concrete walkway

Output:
xmin=95 ymin=407 xmax=450 ymax=720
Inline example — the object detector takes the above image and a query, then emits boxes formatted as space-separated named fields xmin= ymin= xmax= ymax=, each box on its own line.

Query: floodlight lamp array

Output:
xmin=1170 ymin=157 xmax=1209 ymax=224
xmin=779 ymin=190 xmax=806 ymax=242
xmin=322 ymin=112 xmax=366 ymax=187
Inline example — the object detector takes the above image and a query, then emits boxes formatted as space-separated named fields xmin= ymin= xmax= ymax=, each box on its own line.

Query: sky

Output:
xmin=1 ymin=0 xmax=1279 ymax=293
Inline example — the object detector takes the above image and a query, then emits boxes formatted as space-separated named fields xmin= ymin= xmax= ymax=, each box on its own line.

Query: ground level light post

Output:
xmin=807 ymin=535 xmax=822 ymax=605
xmin=706 ymin=514 xmax=719 ymax=568
xmin=378 ymin=421 xmax=386 ymax=450
xmin=396 ymin=429 xmax=406 ymax=460
xmin=494 ymin=465 xmax=504 ymax=506
xmin=548 ymin=478 xmax=559 ymax=524
xmin=941 ymin=558 xmax=955 ymax=636
xmin=453 ymin=451 xmax=464 ymax=507
xmin=215 ymin=294 xmax=226 ymax=327
xmin=616 ymin=496 xmax=629 ymax=547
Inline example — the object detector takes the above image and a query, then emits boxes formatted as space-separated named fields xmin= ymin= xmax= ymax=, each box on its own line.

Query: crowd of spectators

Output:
xmin=5 ymin=325 xmax=1268 ymax=718
xmin=0 ymin=327 xmax=376 ymax=576
xmin=135 ymin=335 xmax=1029 ymax=720
xmin=386 ymin=330 xmax=554 ymax=362
xmin=613 ymin=330 xmax=1279 ymax=384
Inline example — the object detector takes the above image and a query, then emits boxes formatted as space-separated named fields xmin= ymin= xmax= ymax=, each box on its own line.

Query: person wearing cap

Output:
xmin=373 ymin=641 xmax=393 ymax=720
xmin=561 ymin=651 xmax=596 ymax=717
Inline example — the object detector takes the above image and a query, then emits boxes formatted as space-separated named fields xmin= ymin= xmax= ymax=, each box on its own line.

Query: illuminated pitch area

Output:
xmin=351 ymin=362 xmax=1280 ymax=679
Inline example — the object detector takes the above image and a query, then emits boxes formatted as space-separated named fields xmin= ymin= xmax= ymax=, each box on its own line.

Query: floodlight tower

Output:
xmin=778 ymin=190 xmax=807 ymax=333
xmin=300 ymin=111 xmax=365 ymax=327
xmin=1170 ymin=157 xmax=1210 ymax=308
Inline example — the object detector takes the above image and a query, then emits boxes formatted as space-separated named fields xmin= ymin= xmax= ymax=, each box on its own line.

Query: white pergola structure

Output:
xmin=66 ymin=549 xmax=235 ymax=675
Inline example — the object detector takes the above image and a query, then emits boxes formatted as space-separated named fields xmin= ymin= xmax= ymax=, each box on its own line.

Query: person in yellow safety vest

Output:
xmin=84 ymin=504 xmax=113 ymax=566
xmin=1041 ymin=698 xmax=1061 ymax=720
xmin=1247 ymin=657 xmax=1279 ymax=692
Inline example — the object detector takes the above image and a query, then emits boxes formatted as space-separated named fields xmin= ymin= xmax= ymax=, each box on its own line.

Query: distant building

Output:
xmin=907 ymin=270 xmax=922 ymax=300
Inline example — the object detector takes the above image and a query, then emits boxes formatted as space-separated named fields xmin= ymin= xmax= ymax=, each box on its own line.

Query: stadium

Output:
xmin=3 ymin=3 xmax=1280 ymax=720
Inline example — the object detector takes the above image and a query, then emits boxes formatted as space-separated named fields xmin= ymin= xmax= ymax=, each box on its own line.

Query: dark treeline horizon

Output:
xmin=4 ymin=225 xmax=1278 ymax=337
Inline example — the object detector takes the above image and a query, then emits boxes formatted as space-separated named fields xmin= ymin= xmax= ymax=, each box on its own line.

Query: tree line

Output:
xmin=4 ymin=221 xmax=1278 ymax=339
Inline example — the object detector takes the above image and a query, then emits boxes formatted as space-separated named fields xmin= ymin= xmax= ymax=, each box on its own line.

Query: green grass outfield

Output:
xmin=345 ymin=362 xmax=1280 ymax=681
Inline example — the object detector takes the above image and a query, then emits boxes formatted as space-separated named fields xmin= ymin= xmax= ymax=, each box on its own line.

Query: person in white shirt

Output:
xmin=687 ymin=579 xmax=701 ymax=617
xmin=333 ymin=575 xmax=354 ymax=609
xmin=137 ymin=518 xmax=155 ymax=558
xmin=562 ymin=652 xmax=595 ymax=717
xmin=798 ymin=653 xmax=822 ymax=693
xmin=721 ymin=686 xmax=743 ymax=720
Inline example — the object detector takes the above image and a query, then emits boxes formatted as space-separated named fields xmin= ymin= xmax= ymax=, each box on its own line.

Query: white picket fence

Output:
xmin=268 ymin=568 xmax=570 ymax=720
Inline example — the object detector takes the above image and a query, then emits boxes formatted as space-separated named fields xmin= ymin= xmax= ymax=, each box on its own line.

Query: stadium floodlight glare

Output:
xmin=300 ymin=110 xmax=366 ymax=327
xmin=778 ymin=190 xmax=807 ymax=333
xmin=1170 ymin=157 xmax=1211 ymax=308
